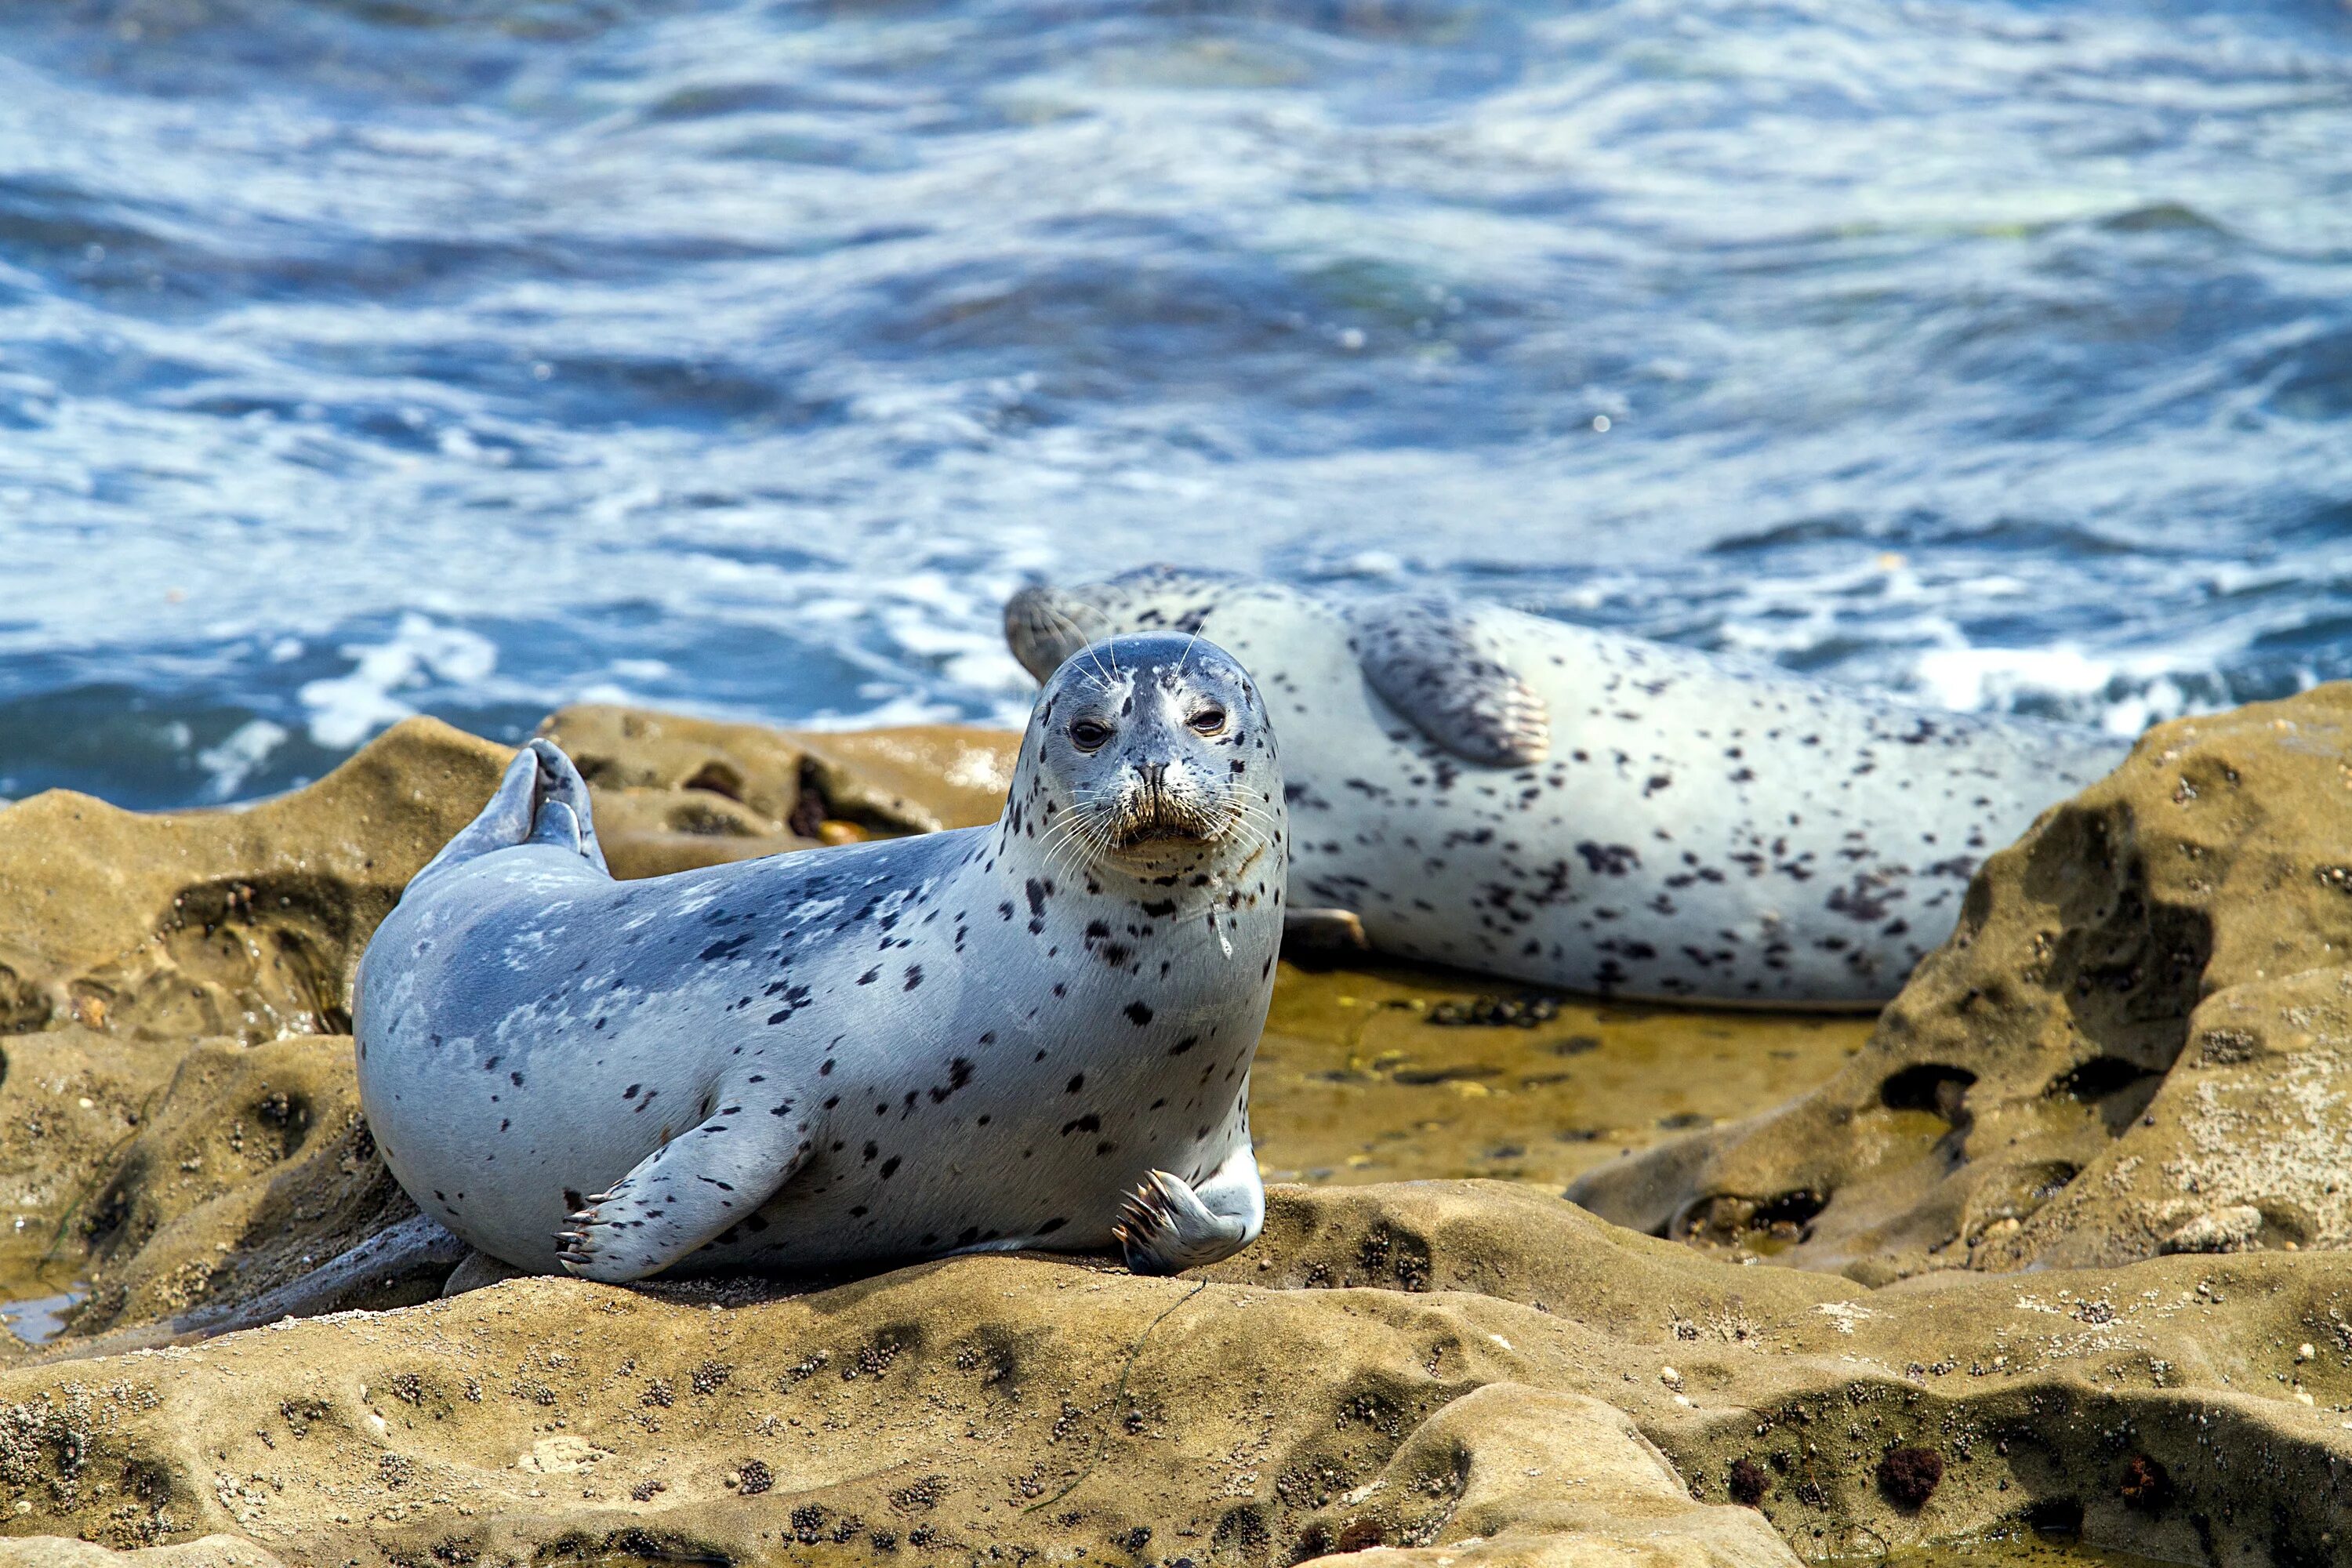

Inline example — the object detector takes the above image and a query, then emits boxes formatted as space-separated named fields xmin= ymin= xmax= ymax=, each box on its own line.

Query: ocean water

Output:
xmin=2 ymin=0 xmax=2349 ymax=809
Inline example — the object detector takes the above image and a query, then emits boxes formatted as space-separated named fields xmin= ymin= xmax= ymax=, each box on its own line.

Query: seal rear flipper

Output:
xmin=554 ymin=1104 xmax=811 ymax=1283
xmin=1350 ymin=597 xmax=1551 ymax=767
xmin=413 ymin=737 xmax=611 ymax=887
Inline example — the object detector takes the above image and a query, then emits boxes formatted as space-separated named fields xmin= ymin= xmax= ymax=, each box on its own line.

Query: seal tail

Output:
xmin=412 ymin=737 xmax=612 ymax=888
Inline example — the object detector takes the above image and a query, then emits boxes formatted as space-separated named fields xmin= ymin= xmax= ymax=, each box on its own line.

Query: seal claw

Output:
xmin=1117 ymin=1168 xmax=1247 ymax=1276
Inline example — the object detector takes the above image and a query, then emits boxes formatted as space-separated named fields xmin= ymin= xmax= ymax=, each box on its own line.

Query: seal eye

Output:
xmin=1188 ymin=706 xmax=1228 ymax=735
xmin=1069 ymin=719 xmax=1112 ymax=752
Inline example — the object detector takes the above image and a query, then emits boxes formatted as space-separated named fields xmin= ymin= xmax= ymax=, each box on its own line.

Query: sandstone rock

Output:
xmin=1570 ymin=685 xmax=2352 ymax=1280
xmin=0 ymin=1537 xmax=286 ymax=1567
xmin=2159 ymin=1205 xmax=2264 ymax=1255
xmin=0 ymin=719 xmax=509 ymax=1345
xmin=533 ymin=705 xmax=1015 ymax=878
xmin=0 ymin=1185 xmax=2343 ymax=1566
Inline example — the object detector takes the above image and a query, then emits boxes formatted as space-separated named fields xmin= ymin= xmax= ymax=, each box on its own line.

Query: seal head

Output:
xmin=1020 ymin=629 xmax=1276 ymax=887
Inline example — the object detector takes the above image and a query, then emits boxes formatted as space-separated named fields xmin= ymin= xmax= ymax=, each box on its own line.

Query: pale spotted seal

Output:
xmin=1007 ymin=569 xmax=2129 ymax=1007
xmin=353 ymin=632 xmax=1286 ymax=1283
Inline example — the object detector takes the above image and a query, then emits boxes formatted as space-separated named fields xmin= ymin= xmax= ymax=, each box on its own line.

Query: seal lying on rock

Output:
xmin=1007 ymin=568 xmax=2129 ymax=1007
xmin=354 ymin=633 xmax=1286 ymax=1283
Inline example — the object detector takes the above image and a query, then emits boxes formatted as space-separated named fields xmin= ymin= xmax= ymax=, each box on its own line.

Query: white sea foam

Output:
xmin=1911 ymin=645 xmax=2223 ymax=736
xmin=195 ymin=718 xmax=289 ymax=800
xmin=298 ymin=615 xmax=499 ymax=749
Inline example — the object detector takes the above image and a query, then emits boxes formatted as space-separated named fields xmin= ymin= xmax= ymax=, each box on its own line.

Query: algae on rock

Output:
xmin=1572 ymin=686 xmax=2352 ymax=1279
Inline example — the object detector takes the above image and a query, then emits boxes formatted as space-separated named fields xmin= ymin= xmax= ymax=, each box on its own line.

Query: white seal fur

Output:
xmin=354 ymin=632 xmax=1286 ymax=1283
xmin=1007 ymin=568 xmax=2129 ymax=1007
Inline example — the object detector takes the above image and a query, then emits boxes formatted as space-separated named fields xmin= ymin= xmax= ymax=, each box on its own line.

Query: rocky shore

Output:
xmin=0 ymin=697 xmax=2347 ymax=1565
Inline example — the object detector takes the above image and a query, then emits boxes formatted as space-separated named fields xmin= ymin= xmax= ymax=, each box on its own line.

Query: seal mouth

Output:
xmin=1105 ymin=797 xmax=1230 ymax=851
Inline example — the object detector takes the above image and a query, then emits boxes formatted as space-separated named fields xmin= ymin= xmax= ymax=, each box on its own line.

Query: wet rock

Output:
xmin=1571 ymin=687 xmax=2352 ymax=1279
xmin=2159 ymin=1204 xmax=2264 ymax=1255
xmin=1254 ymin=965 xmax=1865 ymax=1192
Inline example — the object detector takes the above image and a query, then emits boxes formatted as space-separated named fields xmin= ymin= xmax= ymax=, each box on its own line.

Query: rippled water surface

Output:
xmin=3 ymin=0 xmax=2350 ymax=806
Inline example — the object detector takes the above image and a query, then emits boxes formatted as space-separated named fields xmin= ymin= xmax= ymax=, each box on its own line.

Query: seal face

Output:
xmin=1008 ymin=569 xmax=2132 ymax=1007
xmin=354 ymin=633 xmax=1286 ymax=1283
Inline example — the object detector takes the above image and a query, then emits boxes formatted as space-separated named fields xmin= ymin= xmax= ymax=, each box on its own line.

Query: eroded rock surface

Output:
xmin=1572 ymin=686 xmax=2352 ymax=1281
xmin=0 ymin=1185 xmax=2346 ymax=1566
xmin=534 ymin=705 xmax=1015 ymax=877
xmin=0 ymin=720 xmax=510 ymax=1336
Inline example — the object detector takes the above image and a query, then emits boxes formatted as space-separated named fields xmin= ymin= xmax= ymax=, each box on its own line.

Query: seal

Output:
xmin=353 ymin=632 xmax=1287 ymax=1283
xmin=1007 ymin=569 xmax=2131 ymax=1007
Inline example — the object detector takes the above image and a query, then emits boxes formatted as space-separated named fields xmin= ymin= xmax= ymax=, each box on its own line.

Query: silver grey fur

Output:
xmin=354 ymin=632 xmax=1286 ymax=1283
xmin=1007 ymin=568 xmax=2132 ymax=1007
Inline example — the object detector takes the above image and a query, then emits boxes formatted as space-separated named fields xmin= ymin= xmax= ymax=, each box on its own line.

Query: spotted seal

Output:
xmin=353 ymin=632 xmax=1286 ymax=1283
xmin=1007 ymin=569 xmax=2130 ymax=1007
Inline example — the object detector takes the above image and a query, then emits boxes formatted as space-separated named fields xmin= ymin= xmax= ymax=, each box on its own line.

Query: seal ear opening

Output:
xmin=1004 ymin=584 xmax=1109 ymax=683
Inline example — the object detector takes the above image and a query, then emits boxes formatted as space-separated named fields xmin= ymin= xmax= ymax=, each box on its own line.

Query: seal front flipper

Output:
xmin=1349 ymin=597 xmax=1550 ymax=767
xmin=1114 ymin=1143 xmax=1265 ymax=1275
xmin=554 ymin=1100 xmax=811 ymax=1283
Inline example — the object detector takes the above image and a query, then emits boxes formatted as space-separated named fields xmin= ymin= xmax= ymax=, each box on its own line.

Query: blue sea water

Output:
xmin=1 ymin=0 xmax=2349 ymax=809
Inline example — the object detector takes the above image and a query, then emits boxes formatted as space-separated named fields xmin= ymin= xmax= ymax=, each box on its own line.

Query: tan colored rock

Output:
xmin=0 ymin=1184 xmax=2344 ymax=1566
xmin=534 ymin=705 xmax=1016 ymax=878
xmin=0 ymin=717 xmax=509 ymax=1045
xmin=1571 ymin=685 xmax=2352 ymax=1281
xmin=0 ymin=1537 xmax=285 ymax=1568
xmin=0 ymin=720 xmax=509 ymax=1346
